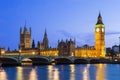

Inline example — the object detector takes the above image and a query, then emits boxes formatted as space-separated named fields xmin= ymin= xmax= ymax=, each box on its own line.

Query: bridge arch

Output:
xmin=53 ymin=57 xmax=73 ymax=64
xmin=74 ymin=59 xmax=88 ymax=64
xmin=21 ymin=56 xmax=50 ymax=65
xmin=22 ymin=58 xmax=32 ymax=61
xmin=0 ymin=57 xmax=18 ymax=62
xmin=90 ymin=59 xmax=100 ymax=63
xmin=0 ymin=57 xmax=19 ymax=66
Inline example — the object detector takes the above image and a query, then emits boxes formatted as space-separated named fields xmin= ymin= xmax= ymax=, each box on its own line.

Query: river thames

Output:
xmin=0 ymin=64 xmax=120 ymax=80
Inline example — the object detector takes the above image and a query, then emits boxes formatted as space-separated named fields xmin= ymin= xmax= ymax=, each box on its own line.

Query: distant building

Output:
xmin=106 ymin=47 xmax=111 ymax=56
xmin=58 ymin=39 xmax=75 ymax=56
xmin=112 ymin=45 xmax=119 ymax=54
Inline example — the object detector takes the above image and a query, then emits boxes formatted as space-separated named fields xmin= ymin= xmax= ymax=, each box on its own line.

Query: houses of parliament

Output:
xmin=0 ymin=13 xmax=105 ymax=58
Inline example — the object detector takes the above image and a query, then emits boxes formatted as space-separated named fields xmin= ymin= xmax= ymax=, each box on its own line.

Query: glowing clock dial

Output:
xmin=102 ymin=28 xmax=104 ymax=32
xmin=96 ymin=28 xmax=99 ymax=32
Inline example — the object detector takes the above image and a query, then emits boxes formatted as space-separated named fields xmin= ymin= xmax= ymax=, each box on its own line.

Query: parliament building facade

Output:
xmin=2 ymin=13 xmax=106 ymax=57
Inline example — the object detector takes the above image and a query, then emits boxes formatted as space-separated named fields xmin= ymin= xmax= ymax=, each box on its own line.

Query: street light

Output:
xmin=71 ymin=52 xmax=74 ymax=57
xmin=32 ymin=52 xmax=35 ymax=55
xmin=18 ymin=49 xmax=21 ymax=62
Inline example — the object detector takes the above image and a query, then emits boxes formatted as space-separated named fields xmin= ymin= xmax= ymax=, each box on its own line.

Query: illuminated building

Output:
xmin=75 ymin=45 xmax=96 ymax=57
xmin=18 ymin=26 xmax=50 ymax=55
xmin=75 ymin=13 xmax=105 ymax=57
xmin=42 ymin=29 xmax=49 ymax=50
xmin=19 ymin=24 xmax=31 ymax=49
xmin=58 ymin=39 xmax=75 ymax=56
xmin=0 ymin=47 xmax=6 ymax=55
xmin=3 ymin=13 xmax=105 ymax=58
xmin=40 ymin=48 xmax=58 ymax=56
xmin=95 ymin=13 xmax=105 ymax=57
xmin=37 ymin=29 xmax=49 ymax=50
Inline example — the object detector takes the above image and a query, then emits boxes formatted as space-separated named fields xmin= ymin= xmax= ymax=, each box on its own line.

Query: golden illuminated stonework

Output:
xmin=3 ymin=13 xmax=105 ymax=58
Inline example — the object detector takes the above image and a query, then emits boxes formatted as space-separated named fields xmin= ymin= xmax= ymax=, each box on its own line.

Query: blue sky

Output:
xmin=0 ymin=0 xmax=120 ymax=50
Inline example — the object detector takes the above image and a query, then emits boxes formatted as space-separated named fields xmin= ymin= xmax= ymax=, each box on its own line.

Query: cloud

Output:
xmin=57 ymin=30 xmax=75 ymax=38
xmin=106 ymin=31 xmax=120 ymax=35
xmin=56 ymin=30 xmax=120 ymax=47
xmin=76 ymin=33 xmax=94 ymax=46
xmin=57 ymin=30 xmax=95 ymax=46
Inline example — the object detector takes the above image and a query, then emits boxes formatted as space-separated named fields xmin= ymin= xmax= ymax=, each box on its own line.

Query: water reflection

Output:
xmin=1 ymin=64 xmax=119 ymax=80
xmin=95 ymin=64 xmax=106 ymax=80
xmin=0 ymin=68 xmax=7 ymax=80
xmin=48 ymin=65 xmax=53 ymax=80
xmin=53 ymin=67 xmax=59 ymax=80
xmin=48 ymin=65 xmax=59 ymax=80
xmin=10 ymin=64 xmax=107 ymax=80
xmin=16 ymin=67 xmax=23 ymax=80
xmin=83 ymin=64 xmax=90 ymax=80
xmin=69 ymin=64 xmax=75 ymax=80
xmin=16 ymin=66 xmax=38 ymax=80
xmin=29 ymin=67 xmax=38 ymax=80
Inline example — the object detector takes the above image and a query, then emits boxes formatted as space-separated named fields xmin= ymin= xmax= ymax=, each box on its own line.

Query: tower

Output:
xmin=43 ymin=29 xmax=49 ymax=49
xmin=19 ymin=24 xmax=31 ymax=49
xmin=32 ymin=40 xmax=35 ymax=48
xmin=67 ymin=39 xmax=75 ymax=56
xmin=95 ymin=13 xmax=105 ymax=57
xmin=58 ymin=39 xmax=75 ymax=56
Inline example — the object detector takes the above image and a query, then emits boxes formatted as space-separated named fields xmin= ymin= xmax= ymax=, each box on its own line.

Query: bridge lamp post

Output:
xmin=71 ymin=52 xmax=74 ymax=57
xmin=50 ymin=51 xmax=51 ymax=56
xmin=38 ymin=49 xmax=40 ymax=55
xmin=18 ymin=49 xmax=21 ymax=61
xmin=32 ymin=52 xmax=35 ymax=55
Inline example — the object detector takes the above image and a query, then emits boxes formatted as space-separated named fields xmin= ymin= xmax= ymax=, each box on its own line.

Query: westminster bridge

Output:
xmin=0 ymin=54 xmax=119 ymax=66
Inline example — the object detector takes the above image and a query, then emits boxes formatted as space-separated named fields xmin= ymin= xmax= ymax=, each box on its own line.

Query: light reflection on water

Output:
xmin=29 ymin=67 xmax=38 ymax=80
xmin=95 ymin=64 xmax=106 ymax=80
xmin=69 ymin=64 xmax=75 ymax=80
xmin=16 ymin=67 xmax=23 ymax=80
xmin=1 ymin=64 xmax=120 ymax=80
xmin=83 ymin=64 xmax=90 ymax=80
xmin=0 ymin=68 xmax=7 ymax=80
xmin=48 ymin=65 xmax=59 ymax=80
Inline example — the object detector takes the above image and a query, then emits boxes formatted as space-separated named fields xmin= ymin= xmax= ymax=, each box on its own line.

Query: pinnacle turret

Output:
xmin=43 ymin=29 xmax=49 ymax=49
xmin=32 ymin=40 xmax=35 ymax=48
xmin=96 ymin=12 xmax=104 ymax=25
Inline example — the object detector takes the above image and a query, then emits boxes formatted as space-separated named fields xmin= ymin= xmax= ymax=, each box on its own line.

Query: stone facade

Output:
xmin=58 ymin=39 xmax=75 ymax=56
xmin=19 ymin=24 xmax=31 ymax=49
xmin=4 ymin=13 xmax=106 ymax=58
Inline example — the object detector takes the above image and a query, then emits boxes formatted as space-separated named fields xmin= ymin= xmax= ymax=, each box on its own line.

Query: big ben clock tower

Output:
xmin=95 ymin=13 xmax=105 ymax=57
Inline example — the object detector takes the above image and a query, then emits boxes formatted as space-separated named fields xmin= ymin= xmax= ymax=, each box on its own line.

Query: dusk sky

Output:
xmin=0 ymin=0 xmax=120 ymax=50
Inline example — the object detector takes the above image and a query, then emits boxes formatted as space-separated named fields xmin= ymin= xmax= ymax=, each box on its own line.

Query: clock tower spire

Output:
xmin=96 ymin=12 xmax=104 ymax=25
xmin=95 ymin=12 xmax=105 ymax=57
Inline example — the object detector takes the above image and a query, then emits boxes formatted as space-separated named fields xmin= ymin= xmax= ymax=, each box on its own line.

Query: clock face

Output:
xmin=96 ymin=28 xmax=99 ymax=32
xmin=102 ymin=28 xmax=104 ymax=32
